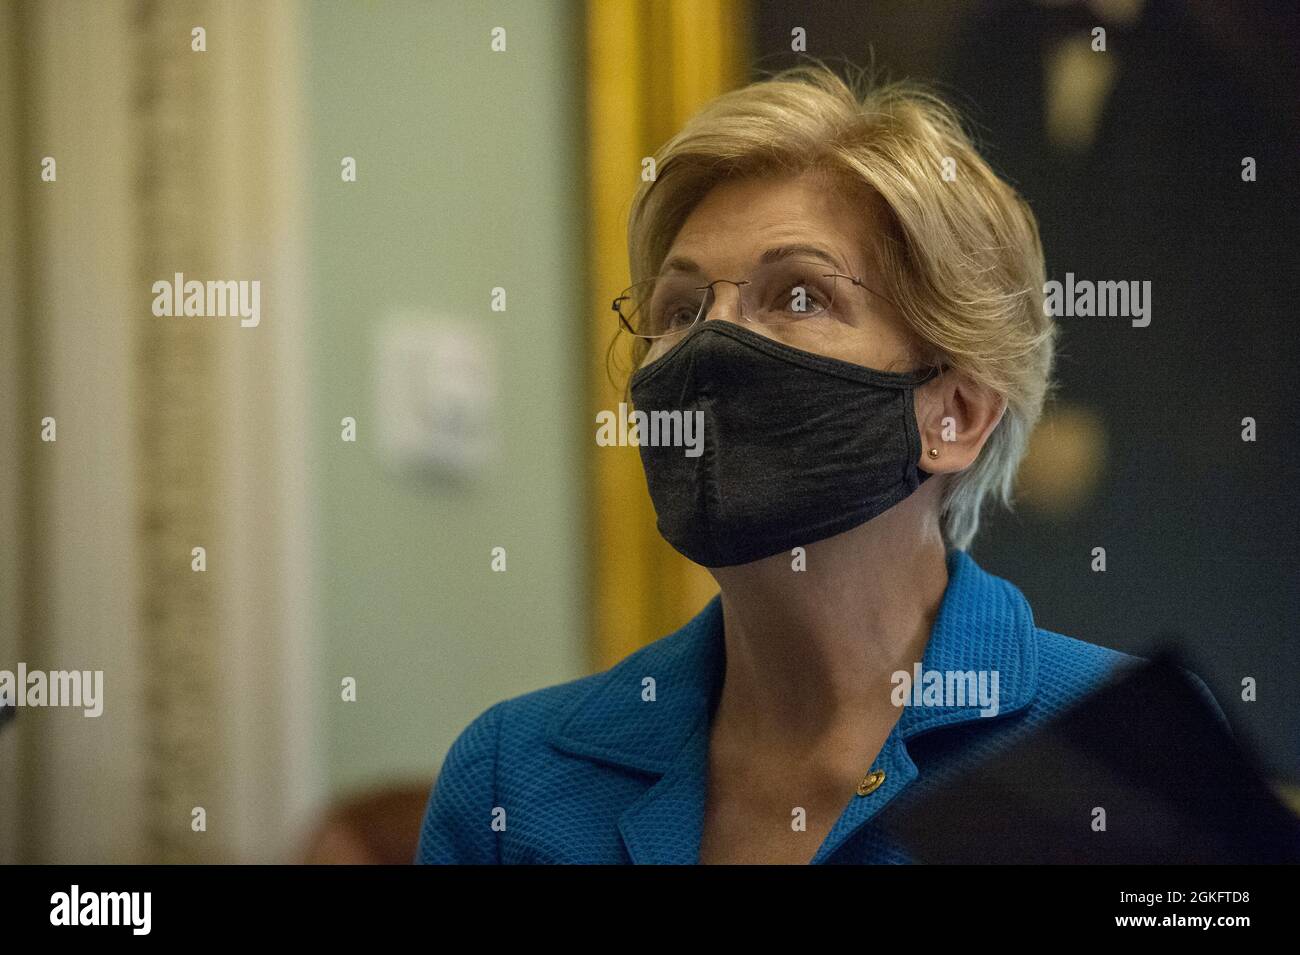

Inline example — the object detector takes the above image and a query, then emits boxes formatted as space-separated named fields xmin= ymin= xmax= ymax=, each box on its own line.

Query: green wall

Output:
xmin=306 ymin=0 xmax=588 ymax=794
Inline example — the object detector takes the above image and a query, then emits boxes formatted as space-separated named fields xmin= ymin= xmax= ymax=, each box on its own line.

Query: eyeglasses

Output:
xmin=611 ymin=257 xmax=895 ymax=342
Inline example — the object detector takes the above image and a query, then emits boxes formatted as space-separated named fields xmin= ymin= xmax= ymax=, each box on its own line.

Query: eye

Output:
xmin=650 ymin=292 xmax=704 ymax=334
xmin=777 ymin=280 xmax=832 ymax=317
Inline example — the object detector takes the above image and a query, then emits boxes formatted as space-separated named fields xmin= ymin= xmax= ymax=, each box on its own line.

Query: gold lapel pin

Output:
xmin=857 ymin=769 xmax=886 ymax=797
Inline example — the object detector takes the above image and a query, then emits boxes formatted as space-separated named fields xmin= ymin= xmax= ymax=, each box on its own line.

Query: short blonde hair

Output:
xmin=625 ymin=63 xmax=1054 ymax=550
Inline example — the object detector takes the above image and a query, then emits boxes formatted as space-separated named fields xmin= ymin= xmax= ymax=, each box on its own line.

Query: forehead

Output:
xmin=664 ymin=169 xmax=882 ymax=277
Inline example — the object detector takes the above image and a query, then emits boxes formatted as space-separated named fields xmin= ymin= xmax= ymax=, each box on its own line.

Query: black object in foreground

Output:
xmin=883 ymin=650 xmax=1300 ymax=863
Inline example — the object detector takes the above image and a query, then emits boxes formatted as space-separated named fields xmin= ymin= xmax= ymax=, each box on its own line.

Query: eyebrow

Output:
xmin=660 ymin=244 xmax=848 ymax=276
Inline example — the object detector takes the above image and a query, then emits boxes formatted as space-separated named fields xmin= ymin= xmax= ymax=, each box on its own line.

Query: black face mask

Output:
xmin=629 ymin=320 xmax=937 ymax=568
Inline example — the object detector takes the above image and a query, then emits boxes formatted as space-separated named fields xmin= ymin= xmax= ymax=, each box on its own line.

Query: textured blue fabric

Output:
xmin=416 ymin=549 xmax=1226 ymax=864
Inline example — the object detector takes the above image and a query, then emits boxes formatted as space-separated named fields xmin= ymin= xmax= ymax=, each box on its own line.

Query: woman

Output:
xmin=416 ymin=65 xmax=1217 ymax=864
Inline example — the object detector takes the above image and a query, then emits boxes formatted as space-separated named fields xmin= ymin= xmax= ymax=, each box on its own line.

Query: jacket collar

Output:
xmin=547 ymin=549 xmax=1040 ymax=774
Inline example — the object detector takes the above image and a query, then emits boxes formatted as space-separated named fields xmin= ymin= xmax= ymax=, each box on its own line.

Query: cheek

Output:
xmin=871 ymin=310 xmax=927 ymax=370
xmin=818 ymin=324 xmax=921 ymax=373
xmin=840 ymin=298 xmax=924 ymax=372
xmin=746 ymin=309 xmax=918 ymax=371
xmin=642 ymin=338 xmax=670 ymax=366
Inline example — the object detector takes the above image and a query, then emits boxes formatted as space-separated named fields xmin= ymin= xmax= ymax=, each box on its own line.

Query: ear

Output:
xmin=914 ymin=371 xmax=1006 ymax=475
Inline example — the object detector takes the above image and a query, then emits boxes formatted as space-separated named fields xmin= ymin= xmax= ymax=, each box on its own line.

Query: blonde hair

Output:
xmin=624 ymin=63 xmax=1054 ymax=550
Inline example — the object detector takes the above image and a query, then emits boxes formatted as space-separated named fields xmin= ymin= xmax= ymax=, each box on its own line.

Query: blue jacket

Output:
xmin=416 ymin=549 xmax=1221 ymax=864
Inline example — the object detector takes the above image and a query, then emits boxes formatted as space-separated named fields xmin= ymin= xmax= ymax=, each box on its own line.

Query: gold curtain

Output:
xmin=584 ymin=0 xmax=749 ymax=670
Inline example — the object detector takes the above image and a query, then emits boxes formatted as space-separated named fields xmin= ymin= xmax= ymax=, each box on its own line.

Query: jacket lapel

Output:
xmin=616 ymin=718 xmax=713 ymax=863
xmin=544 ymin=595 xmax=725 ymax=776
xmin=544 ymin=596 xmax=726 ymax=862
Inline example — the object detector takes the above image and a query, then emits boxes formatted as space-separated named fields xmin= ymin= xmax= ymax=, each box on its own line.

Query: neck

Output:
xmin=708 ymin=488 xmax=949 ymax=751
